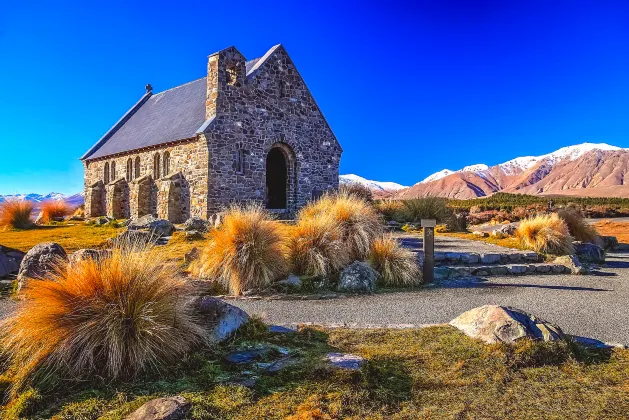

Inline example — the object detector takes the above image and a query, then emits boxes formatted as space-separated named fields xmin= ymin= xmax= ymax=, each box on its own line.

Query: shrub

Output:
xmin=39 ymin=200 xmax=73 ymax=223
xmin=339 ymin=182 xmax=374 ymax=203
xmin=192 ymin=205 xmax=288 ymax=295
xmin=288 ymin=213 xmax=349 ymax=278
xmin=557 ymin=208 xmax=600 ymax=244
xmin=0 ymin=199 xmax=33 ymax=230
xmin=374 ymin=199 xmax=404 ymax=221
xmin=0 ymin=242 xmax=203 ymax=397
xmin=400 ymin=197 xmax=453 ymax=223
xmin=72 ymin=204 xmax=85 ymax=219
xmin=369 ymin=236 xmax=422 ymax=286
xmin=300 ymin=193 xmax=382 ymax=260
xmin=516 ymin=214 xmax=574 ymax=255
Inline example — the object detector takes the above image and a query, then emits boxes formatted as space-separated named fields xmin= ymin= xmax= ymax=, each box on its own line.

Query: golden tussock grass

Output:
xmin=0 ymin=241 xmax=204 ymax=397
xmin=39 ymin=200 xmax=73 ymax=224
xmin=516 ymin=213 xmax=574 ymax=255
xmin=287 ymin=213 xmax=349 ymax=278
xmin=191 ymin=205 xmax=288 ymax=295
xmin=299 ymin=193 xmax=382 ymax=261
xmin=557 ymin=208 xmax=601 ymax=244
xmin=369 ymin=236 xmax=422 ymax=286
xmin=0 ymin=199 xmax=33 ymax=230
xmin=374 ymin=199 xmax=404 ymax=221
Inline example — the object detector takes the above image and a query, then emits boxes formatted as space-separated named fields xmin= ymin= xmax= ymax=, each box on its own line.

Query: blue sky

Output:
xmin=2 ymin=1 xmax=629 ymax=194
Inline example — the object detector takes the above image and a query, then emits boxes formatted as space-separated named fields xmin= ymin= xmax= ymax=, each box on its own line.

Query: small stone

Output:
xmin=551 ymin=264 xmax=566 ymax=274
xmin=277 ymin=274 xmax=302 ymax=288
xmin=184 ymin=247 xmax=199 ymax=263
xmin=224 ymin=347 xmax=271 ymax=364
xmin=194 ymin=296 xmax=249 ymax=343
xmin=326 ymin=352 xmax=366 ymax=370
xmin=269 ymin=325 xmax=295 ymax=334
xmin=445 ymin=252 xmax=461 ymax=262
xmin=507 ymin=253 xmax=522 ymax=263
xmin=508 ymin=265 xmax=527 ymax=275
xmin=338 ymin=261 xmax=379 ymax=293
xmin=489 ymin=266 xmax=509 ymax=276
xmin=460 ymin=253 xmax=480 ymax=264
xmin=17 ymin=242 xmax=68 ymax=291
xmin=127 ymin=215 xmax=174 ymax=237
xmin=183 ymin=216 xmax=210 ymax=232
xmin=481 ymin=253 xmax=501 ymax=264
xmin=125 ymin=396 xmax=190 ymax=420
xmin=70 ymin=249 xmax=112 ymax=264
xmin=553 ymin=254 xmax=586 ymax=275
xmin=536 ymin=264 xmax=551 ymax=273
xmin=184 ymin=230 xmax=204 ymax=240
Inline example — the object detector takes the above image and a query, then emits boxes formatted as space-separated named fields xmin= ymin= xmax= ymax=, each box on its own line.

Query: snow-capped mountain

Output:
xmin=419 ymin=143 xmax=625 ymax=184
xmin=0 ymin=192 xmax=84 ymax=205
xmin=399 ymin=143 xmax=629 ymax=199
xmin=340 ymin=174 xmax=407 ymax=192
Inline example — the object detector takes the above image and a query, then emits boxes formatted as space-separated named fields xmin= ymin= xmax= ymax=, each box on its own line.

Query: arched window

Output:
xmin=104 ymin=162 xmax=110 ymax=184
xmin=153 ymin=153 xmax=161 ymax=179
xmin=111 ymin=161 xmax=116 ymax=181
xmin=163 ymin=151 xmax=170 ymax=176
xmin=126 ymin=158 xmax=133 ymax=181
xmin=135 ymin=156 xmax=141 ymax=179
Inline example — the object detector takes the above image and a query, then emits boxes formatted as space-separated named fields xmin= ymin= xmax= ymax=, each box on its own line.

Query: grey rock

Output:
xmin=269 ymin=325 xmax=296 ymax=334
xmin=553 ymin=255 xmax=586 ymax=275
xmin=489 ymin=266 xmax=509 ymax=276
xmin=450 ymin=267 xmax=473 ymax=278
xmin=128 ymin=215 xmax=174 ymax=237
xmin=473 ymin=268 xmax=489 ymax=276
xmin=481 ymin=253 xmax=501 ymax=264
xmin=17 ymin=242 xmax=67 ymax=290
xmin=460 ymin=253 xmax=480 ymax=264
xmin=0 ymin=251 xmax=19 ymax=278
xmin=183 ymin=216 xmax=209 ymax=233
xmin=70 ymin=249 xmax=112 ymax=264
xmin=600 ymin=236 xmax=619 ymax=251
xmin=445 ymin=252 xmax=461 ymax=263
xmin=224 ymin=346 xmax=271 ymax=364
xmin=125 ymin=396 xmax=190 ymax=420
xmin=492 ymin=224 xmax=516 ymax=238
xmin=277 ymin=274 xmax=302 ymax=288
xmin=113 ymin=230 xmax=159 ymax=247
xmin=449 ymin=305 xmax=565 ymax=344
xmin=551 ymin=264 xmax=567 ymax=274
xmin=195 ymin=296 xmax=250 ymax=343
xmin=536 ymin=264 xmax=551 ymax=273
xmin=95 ymin=216 xmax=114 ymax=226
xmin=523 ymin=252 xmax=541 ymax=262
xmin=434 ymin=267 xmax=450 ymax=280
xmin=338 ymin=261 xmax=379 ymax=293
xmin=184 ymin=230 xmax=204 ymax=240
xmin=508 ymin=265 xmax=527 ymax=275
xmin=326 ymin=352 xmax=366 ymax=370
xmin=434 ymin=252 xmax=446 ymax=262
xmin=184 ymin=247 xmax=199 ymax=263
xmin=574 ymin=242 xmax=605 ymax=263
xmin=507 ymin=253 xmax=522 ymax=263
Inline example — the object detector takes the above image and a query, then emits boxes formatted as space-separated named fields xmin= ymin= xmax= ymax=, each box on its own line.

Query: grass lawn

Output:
xmin=3 ymin=324 xmax=629 ymax=419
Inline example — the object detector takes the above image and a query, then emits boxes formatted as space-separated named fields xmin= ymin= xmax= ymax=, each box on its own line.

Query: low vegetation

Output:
xmin=339 ymin=182 xmax=374 ymax=203
xmin=369 ymin=236 xmax=422 ymax=286
xmin=0 ymin=242 xmax=204 ymax=398
xmin=2 ymin=325 xmax=628 ymax=418
xmin=558 ymin=208 xmax=601 ymax=244
xmin=516 ymin=214 xmax=574 ymax=255
xmin=39 ymin=200 xmax=73 ymax=224
xmin=0 ymin=199 xmax=33 ymax=230
xmin=191 ymin=205 xmax=288 ymax=295
xmin=593 ymin=219 xmax=629 ymax=244
xmin=400 ymin=196 xmax=453 ymax=223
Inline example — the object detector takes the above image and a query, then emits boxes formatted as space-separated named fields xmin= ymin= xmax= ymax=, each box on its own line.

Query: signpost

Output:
xmin=421 ymin=219 xmax=436 ymax=284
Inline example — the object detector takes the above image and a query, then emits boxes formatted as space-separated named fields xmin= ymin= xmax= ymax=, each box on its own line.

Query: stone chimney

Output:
xmin=206 ymin=46 xmax=246 ymax=120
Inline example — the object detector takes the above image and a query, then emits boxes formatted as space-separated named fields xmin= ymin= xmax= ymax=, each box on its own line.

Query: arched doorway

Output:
xmin=266 ymin=147 xmax=288 ymax=209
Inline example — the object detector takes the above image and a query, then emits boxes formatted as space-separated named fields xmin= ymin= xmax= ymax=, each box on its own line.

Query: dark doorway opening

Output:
xmin=266 ymin=147 xmax=287 ymax=209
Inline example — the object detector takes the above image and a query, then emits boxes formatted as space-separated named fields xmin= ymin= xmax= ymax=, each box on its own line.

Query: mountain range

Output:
xmin=343 ymin=143 xmax=629 ymax=199
xmin=0 ymin=192 xmax=85 ymax=208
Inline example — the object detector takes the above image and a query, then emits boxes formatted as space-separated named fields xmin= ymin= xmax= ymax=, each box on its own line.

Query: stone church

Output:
xmin=81 ymin=44 xmax=342 ymax=222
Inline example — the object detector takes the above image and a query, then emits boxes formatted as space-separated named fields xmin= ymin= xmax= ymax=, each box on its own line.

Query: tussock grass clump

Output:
xmin=374 ymin=199 xmax=404 ymax=221
xmin=401 ymin=197 xmax=453 ymax=223
xmin=192 ymin=205 xmax=288 ymax=295
xmin=72 ymin=204 xmax=85 ymax=219
xmin=339 ymin=183 xmax=374 ymax=203
xmin=0 ymin=199 xmax=33 ymax=230
xmin=0 ymin=242 xmax=203 ymax=397
xmin=300 ymin=193 xmax=382 ymax=260
xmin=369 ymin=236 xmax=422 ymax=286
xmin=39 ymin=200 xmax=73 ymax=224
xmin=288 ymin=213 xmax=349 ymax=278
xmin=516 ymin=214 xmax=574 ymax=255
xmin=557 ymin=208 xmax=600 ymax=244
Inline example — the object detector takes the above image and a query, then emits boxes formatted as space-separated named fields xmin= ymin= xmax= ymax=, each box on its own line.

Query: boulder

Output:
xmin=113 ymin=230 xmax=159 ymax=247
xmin=17 ymin=242 xmax=67 ymax=290
xmin=184 ymin=230 xmax=204 ymax=240
xmin=492 ymin=224 xmax=516 ymax=238
xmin=553 ymin=255 xmax=586 ymax=274
xmin=338 ymin=261 xmax=379 ymax=293
xmin=183 ymin=216 xmax=209 ymax=233
xmin=194 ymin=296 xmax=249 ymax=343
xmin=600 ymin=236 xmax=619 ymax=251
xmin=95 ymin=216 xmax=115 ymax=226
xmin=0 ymin=250 xmax=19 ymax=278
xmin=70 ymin=249 xmax=112 ymax=264
xmin=125 ymin=396 xmax=190 ymax=420
xmin=480 ymin=253 xmax=501 ymax=264
xmin=277 ymin=273 xmax=302 ymax=289
xmin=573 ymin=242 xmax=605 ymax=263
xmin=449 ymin=305 xmax=565 ymax=344
xmin=128 ymin=215 xmax=174 ymax=237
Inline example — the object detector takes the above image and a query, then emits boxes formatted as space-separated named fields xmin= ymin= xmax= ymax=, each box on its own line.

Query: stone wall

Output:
xmin=83 ymin=138 xmax=209 ymax=220
xmin=203 ymin=46 xmax=342 ymax=214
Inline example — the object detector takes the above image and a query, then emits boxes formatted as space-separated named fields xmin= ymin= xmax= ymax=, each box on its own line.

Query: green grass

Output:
xmin=3 ymin=324 xmax=629 ymax=419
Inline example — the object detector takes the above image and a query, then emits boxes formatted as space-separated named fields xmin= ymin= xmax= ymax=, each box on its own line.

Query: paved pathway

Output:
xmin=395 ymin=233 xmax=524 ymax=256
xmin=232 ymin=252 xmax=629 ymax=345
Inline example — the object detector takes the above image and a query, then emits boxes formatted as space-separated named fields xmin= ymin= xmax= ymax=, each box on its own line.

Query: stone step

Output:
xmin=434 ymin=262 xmax=568 ymax=280
xmin=431 ymin=251 xmax=543 ymax=266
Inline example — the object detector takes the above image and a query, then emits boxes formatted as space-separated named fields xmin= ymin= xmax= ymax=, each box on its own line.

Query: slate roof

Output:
xmin=82 ymin=46 xmax=281 ymax=160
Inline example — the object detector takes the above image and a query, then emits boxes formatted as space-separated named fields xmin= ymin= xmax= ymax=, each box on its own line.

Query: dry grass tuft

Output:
xmin=300 ymin=193 xmax=383 ymax=260
xmin=557 ymin=208 xmax=600 ymax=244
xmin=369 ymin=236 xmax=422 ymax=286
xmin=516 ymin=214 xmax=574 ymax=255
xmin=0 ymin=241 xmax=203 ymax=397
xmin=72 ymin=204 xmax=85 ymax=219
xmin=0 ymin=199 xmax=34 ymax=230
xmin=191 ymin=205 xmax=288 ymax=295
xmin=339 ymin=183 xmax=374 ymax=203
xmin=288 ymin=213 xmax=349 ymax=278
xmin=374 ymin=199 xmax=404 ymax=221
xmin=39 ymin=200 xmax=73 ymax=224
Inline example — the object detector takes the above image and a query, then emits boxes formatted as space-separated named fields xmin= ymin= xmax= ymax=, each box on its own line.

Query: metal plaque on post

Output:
xmin=421 ymin=219 xmax=436 ymax=283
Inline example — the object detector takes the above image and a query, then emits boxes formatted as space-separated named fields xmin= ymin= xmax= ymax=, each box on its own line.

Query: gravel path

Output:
xmin=395 ymin=234 xmax=525 ymax=255
xmin=231 ymin=252 xmax=629 ymax=345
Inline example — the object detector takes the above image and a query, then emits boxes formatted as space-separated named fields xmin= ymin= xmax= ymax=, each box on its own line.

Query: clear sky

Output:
xmin=2 ymin=1 xmax=629 ymax=194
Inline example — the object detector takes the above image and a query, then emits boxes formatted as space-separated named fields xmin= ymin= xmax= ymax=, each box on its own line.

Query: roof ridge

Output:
xmin=153 ymin=76 xmax=206 ymax=96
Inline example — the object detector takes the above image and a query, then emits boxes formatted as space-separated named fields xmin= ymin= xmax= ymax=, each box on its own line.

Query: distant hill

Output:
xmin=0 ymin=192 xmax=85 ymax=211
xmin=340 ymin=174 xmax=407 ymax=198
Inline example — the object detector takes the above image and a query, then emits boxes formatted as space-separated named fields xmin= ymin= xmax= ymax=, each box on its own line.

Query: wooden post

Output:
xmin=421 ymin=219 xmax=436 ymax=283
